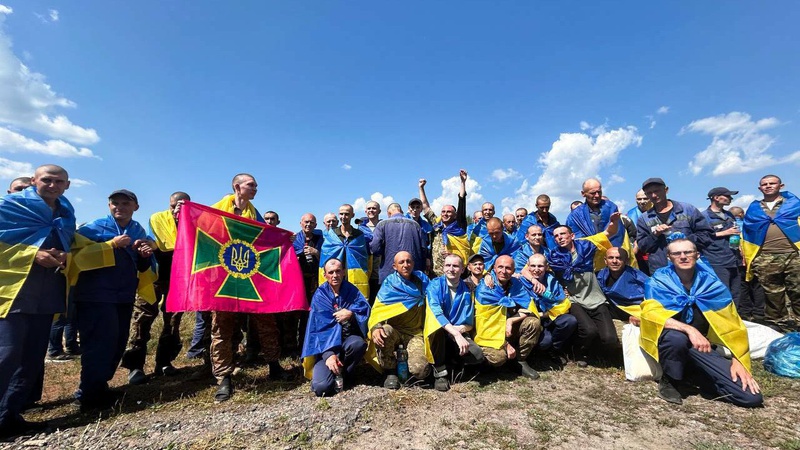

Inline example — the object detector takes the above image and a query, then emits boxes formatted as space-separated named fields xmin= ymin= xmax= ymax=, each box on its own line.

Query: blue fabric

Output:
xmin=627 ymin=206 xmax=645 ymax=225
xmin=405 ymin=213 xmax=433 ymax=248
xmin=375 ymin=270 xmax=429 ymax=309
xmin=636 ymin=200 xmax=714 ymax=271
xmin=78 ymin=215 xmax=151 ymax=262
xmin=547 ymin=239 xmax=597 ymax=282
xmin=301 ymin=281 xmax=370 ymax=359
xmin=538 ymin=314 xmax=577 ymax=352
xmin=320 ymin=229 xmax=369 ymax=271
xmin=763 ymin=333 xmax=800 ymax=379
xmin=516 ymin=212 xmax=560 ymax=250
xmin=474 ymin=271 xmax=530 ymax=309
xmin=512 ymin=242 xmax=545 ymax=274
xmin=0 ymin=186 xmax=76 ymax=251
xmin=468 ymin=218 xmax=489 ymax=242
xmin=520 ymin=273 xmax=566 ymax=314
xmin=370 ymin=214 xmax=426 ymax=283
xmin=293 ymin=229 xmax=324 ymax=255
xmin=596 ymin=266 xmax=647 ymax=308
xmin=702 ymin=208 xmax=739 ymax=268
xmin=0 ymin=313 xmax=52 ymax=426
xmin=646 ymin=261 xmax=732 ymax=324
xmin=743 ymin=191 xmax=800 ymax=248
xmin=426 ymin=276 xmax=474 ymax=328
xmin=567 ymin=200 xmax=624 ymax=246
xmin=478 ymin=233 xmax=520 ymax=270
xmin=310 ymin=335 xmax=367 ymax=396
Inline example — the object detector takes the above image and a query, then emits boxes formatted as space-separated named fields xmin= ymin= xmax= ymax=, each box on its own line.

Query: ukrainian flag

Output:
xmin=473 ymin=272 xmax=536 ymax=350
xmin=423 ymin=276 xmax=474 ymax=363
xmin=319 ymin=229 xmax=370 ymax=298
xmin=68 ymin=215 xmax=158 ymax=304
xmin=596 ymin=266 xmax=646 ymax=318
xmin=149 ymin=209 xmax=178 ymax=252
xmin=365 ymin=270 xmax=429 ymax=372
xmin=520 ymin=274 xmax=571 ymax=321
xmin=566 ymin=201 xmax=637 ymax=269
xmin=639 ymin=261 xmax=751 ymax=372
xmin=0 ymin=188 xmax=76 ymax=318
xmin=741 ymin=191 xmax=800 ymax=281
xmin=432 ymin=218 xmax=472 ymax=265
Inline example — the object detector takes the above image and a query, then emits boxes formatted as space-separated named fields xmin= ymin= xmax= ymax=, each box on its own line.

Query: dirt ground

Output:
xmin=4 ymin=316 xmax=800 ymax=450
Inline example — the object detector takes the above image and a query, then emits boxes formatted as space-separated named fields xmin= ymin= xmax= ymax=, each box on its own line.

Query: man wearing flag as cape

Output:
xmin=301 ymin=258 xmax=370 ymax=396
xmin=742 ymin=174 xmax=800 ymax=327
xmin=639 ymin=238 xmax=762 ymax=407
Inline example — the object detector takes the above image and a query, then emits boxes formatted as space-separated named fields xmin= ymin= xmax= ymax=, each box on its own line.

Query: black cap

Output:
xmin=707 ymin=187 xmax=739 ymax=199
xmin=408 ymin=198 xmax=422 ymax=206
xmin=109 ymin=189 xmax=138 ymax=203
xmin=468 ymin=254 xmax=485 ymax=264
xmin=642 ymin=177 xmax=666 ymax=189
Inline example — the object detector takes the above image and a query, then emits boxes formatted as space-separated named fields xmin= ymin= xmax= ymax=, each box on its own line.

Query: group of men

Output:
xmin=2 ymin=165 xmax=798 ymax=438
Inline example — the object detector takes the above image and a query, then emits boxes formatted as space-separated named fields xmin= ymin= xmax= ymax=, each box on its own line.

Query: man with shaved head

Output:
xmin=6 ymin=177 xmax=31 ymax=194
xmin=502 ymin=213 xmax=517 ymax=236
xmin=357 ymin=201 xmax=382 ymax=302
xmin=368 ymin=251 xmax=430 ymax=389
xmin=0 ymin=165 xmax=75 ymax=437
xmin=323 ymin=213 xmax=339 ymax=231
xmin=122 ymin=191 xmax=191 ymax=384
xmin=516 ymin=194 xmax=560 ymax=250
xmin=515 ymin=208 xmax=528 ymax=227
xmin=512 ymin=224 xmax=545 ymax=274
xmin=467 ymin=202 xmax=496 ymax=244
xmin=627 ymin=189 xmax=652 ymax=274
xmin=478 ymin=217 xmax=521 ymax=270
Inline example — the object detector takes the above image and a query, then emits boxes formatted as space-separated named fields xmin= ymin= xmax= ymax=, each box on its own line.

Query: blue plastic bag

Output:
xmin=763 ymin=332 xmax=800 ymax=378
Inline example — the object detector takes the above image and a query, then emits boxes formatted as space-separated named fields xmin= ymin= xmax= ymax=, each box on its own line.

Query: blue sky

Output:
xmin=1 ymin=1 xmax=798 ymax=230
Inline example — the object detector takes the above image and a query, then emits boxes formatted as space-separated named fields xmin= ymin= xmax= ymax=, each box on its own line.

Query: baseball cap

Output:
xmin=408 ymin=198 xmax=422 ymax=206
xmin=707 ymin=187 xmax=739 ymax=199
xmin=109 ymin=189 xmax=138 ymax=203
xmin=642 ymin=177 xmax=666 ymax=189
xmin=468 ymin=254 xmax=485 ymax=264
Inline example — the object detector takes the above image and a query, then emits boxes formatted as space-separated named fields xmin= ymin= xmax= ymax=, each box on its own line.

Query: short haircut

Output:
xmin=324 ymin=258 xmax=343 ymax=271
xmin=666 ymin=238 xmax=697 ymax=253
xmin=444 ymin=253 xmax=464 ymax=266
xmin=760 ymin=174 xmax=782 ymax=184
xmin=486 ymin=217 xmax=502 ymax=228
xmin=535 ymin=194 xmax=551 ymax=204
xmin=171 ymin=191 xmax=190 ymax=201
xmin=35 ymin=164 xmax=68 ymax=178
xmin=554 ymin=224 xmax=573 ymax=234
xmin=608 ymin=246 xmax=629 ymax=262
xmin=231 ymin=173 xmax=254 ymax=189
xmin=264 ymin=210 xmax=279 ymax=219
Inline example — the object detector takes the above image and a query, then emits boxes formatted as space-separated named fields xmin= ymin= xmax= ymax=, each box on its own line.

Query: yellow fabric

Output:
xmin=149 ymin=210 xmax=177 ymax=252
xmin=639 ymin=299 xmax=752 ymax=373
xmin=365 ymin=299 xmax=422 ymax=372
xmin=615 ymin=302 xmax=642 ymax=318
xmin=210 ymin=194 xmax=260 ymax=220
xmin=580 ymin=232 xmax=614 ymax=271
xmin=445 ymin=234 xmax=473 ymax=265
xmin=67 ymin=234 xmax=158 ymax=305
xmin=546 ymin=298 xmax=572 ymax=321
xmin=303 ymin=356 xmax=316 ymax=380
xmin=741 ymin=240 xmax=760 ymax=282
xmin=0 ymin=241 xmax=41 ymax=318
xmin=319 ymin=267 xmax=369 ymax=299
xmin=473 ymin=301 xmax=507 ymax=350
xmin=470 ymin=235 xmax=484 ymax=258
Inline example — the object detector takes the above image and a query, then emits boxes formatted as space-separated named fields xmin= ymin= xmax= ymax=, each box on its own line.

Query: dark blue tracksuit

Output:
xmin=636 ymin=200 xmax=714 ymax=271
xmin=701 ymin=208 xmax=742 ymax=305
xmin=73 ymin=246 xmax=149 ymax=405
xmin=0 ymin=232 xmax=66 ymax=428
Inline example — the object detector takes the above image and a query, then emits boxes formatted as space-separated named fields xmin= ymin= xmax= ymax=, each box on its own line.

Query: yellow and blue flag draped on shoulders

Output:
xmin=473 ymin=272 xmax=535 ymax=349
xmin=366 ymin=270 xmax=429 ymax=372
xmin=0 ymin=187 xmax=76 ymax=318
xmin=566 ymin=200 xmax=637 ymax=269
xmin=478 ymin=233 xmax=521 ymax=270
xmin=467 ymin=218 xmax=488 ymax=256
xmin=512 ymin=242 xmax=545 ymax=274
xmin=149 ymin=209 xmax=177 ymax=252
xmin=520 ymin=273 xmax=570 ymax=321
xmin=741 ymin=191 xmax=800 ymax=281
xmin=547 ymin=238 xmax=599 ymax=282
xmin=68 ymin=215 xmax=158 ymax=304
xmin=301 ymin=280 xmax=370 ymax=379
xmin=431 ymin=217 xmax=472 ymax=265
xmin=319 ymin=229 xmax=370 ymax=298
xmin=423 ymin=276 xmax=475 ymax=363
xmin=639 ymin=261 xmax=751 ymax=372
xmin=596 ymin=266 xmax=647 ymax=317
xmin=210 ymin=194 xmax=264 ymax=222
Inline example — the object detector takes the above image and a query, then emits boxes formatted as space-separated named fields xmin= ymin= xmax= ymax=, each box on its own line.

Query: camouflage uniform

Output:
xmin=210 ymin=312 xmax=280 ymax=382
xmin=479 ymin=315 xmax=542 ymax=367
xmin=121 ymin=292 xmax=183 ymax=373
xmin=375 ymin=324 xmax=429 ymax=379
xmin=749 ymin=252 xmax=800 ymax=321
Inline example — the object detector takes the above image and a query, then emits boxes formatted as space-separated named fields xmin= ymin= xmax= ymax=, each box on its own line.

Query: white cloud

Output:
xmin=731 ymin=194 xmax=757 ymax=209
xmin=682 ymin=112 xmax=800 ymax=176
xmin=0 ymin=11 xmax=100 ymax=149
xmin=489 ymin=168 xmax=522 ymax=183
xmin=70 ymin=178 xmax=93 ymax=187
xmin=0 ymin=5 xmax=11 ymax=15
xmin=607 ymin=174 xmax=625 ymax=186
xmin=353 ymin=192 xmax=395 ymax=215
xmin=657 ymin=106 xmax=670 ymax=115
xmin=502 ymin=126 xmax=643 ymax=216
xmin=0 ymin=156 xmax=32 ymax=179
xmin=341 ymin=163 xmax=352 ymax=170
xmin=613 ymin=199 xmax=629 ymax=213
xmin=73 ymin=197 xmax=83 ymax=203
xmin=429 ymin=175 xmax=484 ymax=217
xmin=49 ymin=9 xmax=59 ymax=22
xmin=579 ymin=121 xmax=591 ymax=131
xmin=0 ymin=126 xmax=98 ymax=158
xmin=649 ymin=118 xmax=656 ymax=129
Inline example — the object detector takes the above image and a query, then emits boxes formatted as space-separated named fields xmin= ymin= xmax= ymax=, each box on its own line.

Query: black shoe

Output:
xmin=432 ymin=365 xmax=450 ymax=391
xmin=268 ymin=362 xmax=293 ymax=381
xmin=383 ymin=374 xmax=400 ymax=390
xmin=155 ymin=365 xmax=178 ymax=377
xmin=518 ymin=361 xmax=540 ymax=380
xmin=0 ymin=418 xmax=50 ymax=439
xmin=548 ymin=350 xmax=569 ymax=367
xmin=214 ymin=376 xmax=233 ymax=403
xmin=128 ymin=369 xmax=148 ymax=385
xmin=658 ymin=377 xmax=683 ymax=405
xmin=576 ymin=360 xmax=589 ymax=368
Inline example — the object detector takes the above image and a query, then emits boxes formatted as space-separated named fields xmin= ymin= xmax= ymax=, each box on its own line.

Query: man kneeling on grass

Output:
xmin=640 ymin=238 xmax=762 ymax=407
xmin=301 ymin=258 xmax=370 ymax=396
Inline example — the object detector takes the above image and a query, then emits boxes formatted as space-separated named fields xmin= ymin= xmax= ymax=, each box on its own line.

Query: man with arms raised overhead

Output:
xmin=418 ymin=170 xmax=471 ymax=276
xmin=636 ymin=177 xmax=714 ymax=272
xmin=301 ymin=258 xmax=370 ymax=396
xmin=367 ymin=252 xmax=430 ymax=389
xmin=640 ymin=239 xmax=762 ymax=407
xmin=742 ymin=174 xmax=800 ymax=329
xmin=0 ymin=165 xmax=75 ymax=438
xmin=423 ymin=254 xmax=484 ymax=391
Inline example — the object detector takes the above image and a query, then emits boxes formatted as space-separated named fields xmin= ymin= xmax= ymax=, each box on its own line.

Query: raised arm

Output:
xmin=419 ymin=178 xmax=431 ymax=214
xmin=456 ymin=170 xmax=468 ymax=229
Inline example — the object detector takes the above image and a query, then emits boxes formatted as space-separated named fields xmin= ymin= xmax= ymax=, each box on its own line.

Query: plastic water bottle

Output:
xmin=541 ymin=289 xmax=552 ymax=300
xmin=334 ymin=374 xmax=344 ymax=393
xmin=729 ymin=234 xmax=741 ymax=249
xmin=396 ymin=344 xmax=409 ymax=382
xmin=333 ymin=303 xmax=352 ymax=336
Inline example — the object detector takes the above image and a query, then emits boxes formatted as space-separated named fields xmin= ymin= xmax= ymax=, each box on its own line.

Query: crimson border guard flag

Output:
xmin=167 ymin=201 xmax=308 ymax=313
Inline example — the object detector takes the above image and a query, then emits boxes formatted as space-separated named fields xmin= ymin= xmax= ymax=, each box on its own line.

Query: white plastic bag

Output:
xmin=622 ymin=323 xmax=663 ymax=382
xmin=744 ymin=320 xmax=784 ymax=360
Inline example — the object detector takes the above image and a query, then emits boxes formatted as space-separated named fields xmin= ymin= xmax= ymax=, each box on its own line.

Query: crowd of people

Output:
xmin=1 ymin=164 xmax=798 ymax=438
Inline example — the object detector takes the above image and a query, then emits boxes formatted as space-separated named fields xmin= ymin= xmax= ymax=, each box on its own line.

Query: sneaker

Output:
xmin=383 ymin=374 xmax=400 ymax=390
xmin=214 ymin=376 xmax=233 ymax=403
xmin=127 ymin=369 xmax=148 ymax=386
xmin=658 ymin=377 xmax=683 ymax=405
xmin=45 ymin=353 xmax=74 ymax=363
xmin=518 ymin=361 xmax=540 ymax=380
xmin=434 ymin=376 xmax=450 ymax=392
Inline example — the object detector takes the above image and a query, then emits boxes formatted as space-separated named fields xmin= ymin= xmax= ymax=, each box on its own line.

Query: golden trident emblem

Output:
xmin=231 ymin=245 xmax=251 ymax=272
